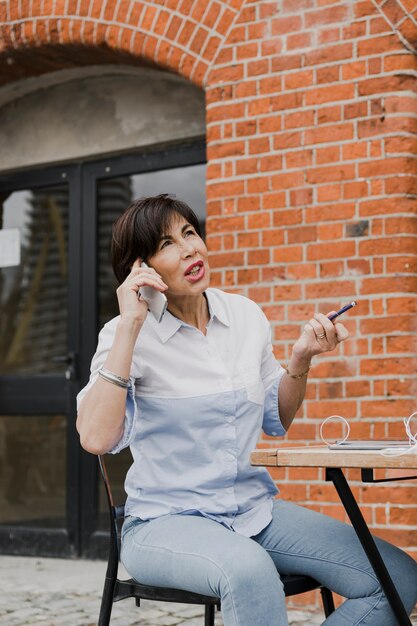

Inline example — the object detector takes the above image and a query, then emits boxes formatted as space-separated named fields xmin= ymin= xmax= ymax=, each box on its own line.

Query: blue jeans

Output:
xmin=121 ymin=499 xmax=417 ymax=626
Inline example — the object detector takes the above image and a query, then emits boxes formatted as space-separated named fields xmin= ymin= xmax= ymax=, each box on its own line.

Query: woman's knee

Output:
xmin=216 ymin=538 xmax=283 ymax=598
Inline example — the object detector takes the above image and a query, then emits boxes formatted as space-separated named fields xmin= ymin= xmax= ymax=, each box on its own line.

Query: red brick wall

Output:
xmin=0 ymin=0 xmax=243 ymax=84
xmin=204 ymin=0 xmax=417 ymax=569
xmin=1 ymin=0 xmax=416 ymax=574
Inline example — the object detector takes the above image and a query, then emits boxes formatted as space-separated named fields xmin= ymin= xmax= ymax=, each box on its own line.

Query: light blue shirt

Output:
xmin=77 ymin=288 xmax=286 ymax=537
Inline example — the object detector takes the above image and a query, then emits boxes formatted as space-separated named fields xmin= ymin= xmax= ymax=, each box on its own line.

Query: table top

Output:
xmin=250 ymin=445 xmax=417 ymax=469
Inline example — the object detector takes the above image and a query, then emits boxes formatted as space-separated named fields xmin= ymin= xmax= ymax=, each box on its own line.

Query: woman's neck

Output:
xmin=167 ymin=293 xmax=209 ymax=334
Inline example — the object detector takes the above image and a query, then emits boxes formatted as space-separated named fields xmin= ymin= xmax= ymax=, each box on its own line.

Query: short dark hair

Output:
xmin=111 ymin=193 xmax=203 ymax=284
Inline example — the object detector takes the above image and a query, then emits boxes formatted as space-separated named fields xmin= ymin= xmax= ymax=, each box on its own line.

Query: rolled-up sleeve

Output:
xmin=263 ymin=376 xmax=286 ymax=436
xmin=259 ymin=313 xmax=286 ymax=436
xmin=108 ymin=383 xmax=137 ymax=454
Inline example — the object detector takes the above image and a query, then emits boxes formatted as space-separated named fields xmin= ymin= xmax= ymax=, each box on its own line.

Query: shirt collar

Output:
xmin=205 ymin=289 xmax=230 ymax=328
xmin=148 ymin=289 xmax=230 ymax=344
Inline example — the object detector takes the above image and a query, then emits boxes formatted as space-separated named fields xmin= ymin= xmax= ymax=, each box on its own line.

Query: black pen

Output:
xmin=327 ymin=301 xmax=357 ymax=321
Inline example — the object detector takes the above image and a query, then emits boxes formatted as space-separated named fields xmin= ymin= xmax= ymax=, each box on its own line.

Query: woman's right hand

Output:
xmin=116 ymin=258 xmax=168 ymax=324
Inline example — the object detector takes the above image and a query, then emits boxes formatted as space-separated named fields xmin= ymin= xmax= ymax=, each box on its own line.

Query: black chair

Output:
xmin=98 ymin=455 xmax=335 ymax=625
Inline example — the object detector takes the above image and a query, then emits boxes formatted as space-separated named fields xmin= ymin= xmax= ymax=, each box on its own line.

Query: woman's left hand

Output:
xmin=292 ymin=312 xmax=350 ymax=361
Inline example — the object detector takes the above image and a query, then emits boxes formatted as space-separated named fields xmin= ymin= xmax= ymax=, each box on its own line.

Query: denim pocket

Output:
xmin=121 ymin=515 xmax=146 ymax=541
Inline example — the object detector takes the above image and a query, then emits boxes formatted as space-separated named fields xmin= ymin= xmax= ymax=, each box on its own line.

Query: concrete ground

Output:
xmin=0 ymin=555 xmax=416 ymax=626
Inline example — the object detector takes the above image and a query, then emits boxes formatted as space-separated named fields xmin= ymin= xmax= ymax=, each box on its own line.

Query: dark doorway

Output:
xmin=0 ymin=140 xmax=206 ymax=557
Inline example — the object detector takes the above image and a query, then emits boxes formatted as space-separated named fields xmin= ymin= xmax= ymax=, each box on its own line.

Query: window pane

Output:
xmin=0 ymin=415 xmax=67 ymax=528
xmin=0 ymin=187 xmax=69 ymax=375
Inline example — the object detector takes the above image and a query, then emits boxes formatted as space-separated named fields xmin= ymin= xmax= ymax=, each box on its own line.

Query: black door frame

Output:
xmin=79 ymin=139 xmax=206 ymax=557
xmin=0 ymin=164 xmax=82 ymax=556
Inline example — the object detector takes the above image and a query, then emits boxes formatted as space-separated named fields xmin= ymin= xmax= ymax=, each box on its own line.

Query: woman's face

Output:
xmin=147 ymin=215 xmax=210 ymax=298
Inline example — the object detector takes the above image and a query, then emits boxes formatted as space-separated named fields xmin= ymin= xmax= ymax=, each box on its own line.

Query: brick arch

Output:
xmin=0 ymin=0 xmax=244 ymax=88
xmin=375 ymin=0 xmax=417 ymax=52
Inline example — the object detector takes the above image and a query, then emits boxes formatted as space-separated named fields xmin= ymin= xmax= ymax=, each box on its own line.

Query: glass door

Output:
xmin=0 ymin=141 xmax=206 ymax=558
xmin=0 ymin=166 xmax=81 ymax=556
xmin=79 ymin=142 xmax=206 ymax=557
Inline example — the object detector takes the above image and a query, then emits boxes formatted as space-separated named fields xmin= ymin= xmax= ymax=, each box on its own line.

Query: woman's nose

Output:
xmin=182 ymin=241 xmax=196 ymax=257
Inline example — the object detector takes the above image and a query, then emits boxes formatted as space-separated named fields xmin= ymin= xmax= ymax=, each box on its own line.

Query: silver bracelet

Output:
xmin=99 ymin=368 xmax=129 ymax=389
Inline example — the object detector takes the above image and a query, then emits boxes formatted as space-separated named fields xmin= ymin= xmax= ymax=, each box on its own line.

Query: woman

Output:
xmin=77 ymin=194 xmax=417 ymax=626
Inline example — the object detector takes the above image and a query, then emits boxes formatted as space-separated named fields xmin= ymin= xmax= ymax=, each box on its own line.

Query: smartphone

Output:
xmin=138 ymin=262 xmax=168 ymax=323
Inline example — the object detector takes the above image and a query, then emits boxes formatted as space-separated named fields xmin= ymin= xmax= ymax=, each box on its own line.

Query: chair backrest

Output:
xmin=98 ymin=455 xmax=125 ymax=577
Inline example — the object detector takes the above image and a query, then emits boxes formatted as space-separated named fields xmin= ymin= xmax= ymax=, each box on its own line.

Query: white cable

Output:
xmin=319 ymin=411 xmax=417 ymax=456
xmin=319 ymin=415 xmax=350 ymax=446
xmin=380 ymin=411 xmax=417 ymax=457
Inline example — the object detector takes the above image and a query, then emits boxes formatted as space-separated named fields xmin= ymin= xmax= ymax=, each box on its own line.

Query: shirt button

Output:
xmin=226 ymin=416 xmax=234 ymax=423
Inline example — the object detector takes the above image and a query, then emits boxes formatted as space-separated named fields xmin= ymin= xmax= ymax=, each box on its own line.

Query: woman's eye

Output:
xmin=160 ymin=240 xmax=171 ymax=249
xmin=185 ymin=229 xmax=195 ymax=237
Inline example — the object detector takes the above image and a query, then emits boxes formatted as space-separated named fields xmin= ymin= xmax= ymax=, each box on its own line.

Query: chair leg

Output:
xmin=98 ymin=577 xmax=115 ymax=626
xmin=204 ymin=604 xmax=215 ymax=626
xmin=320 ymin=586 xmax=335 ymax=617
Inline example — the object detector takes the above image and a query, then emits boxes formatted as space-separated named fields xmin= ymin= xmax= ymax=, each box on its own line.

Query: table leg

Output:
xmin=326 ymin=467 xmax=412 ymax=626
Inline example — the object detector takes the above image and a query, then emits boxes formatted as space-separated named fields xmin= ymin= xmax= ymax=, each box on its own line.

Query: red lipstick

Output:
xmin=184 ymin=261 xmax=205 ymax=283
